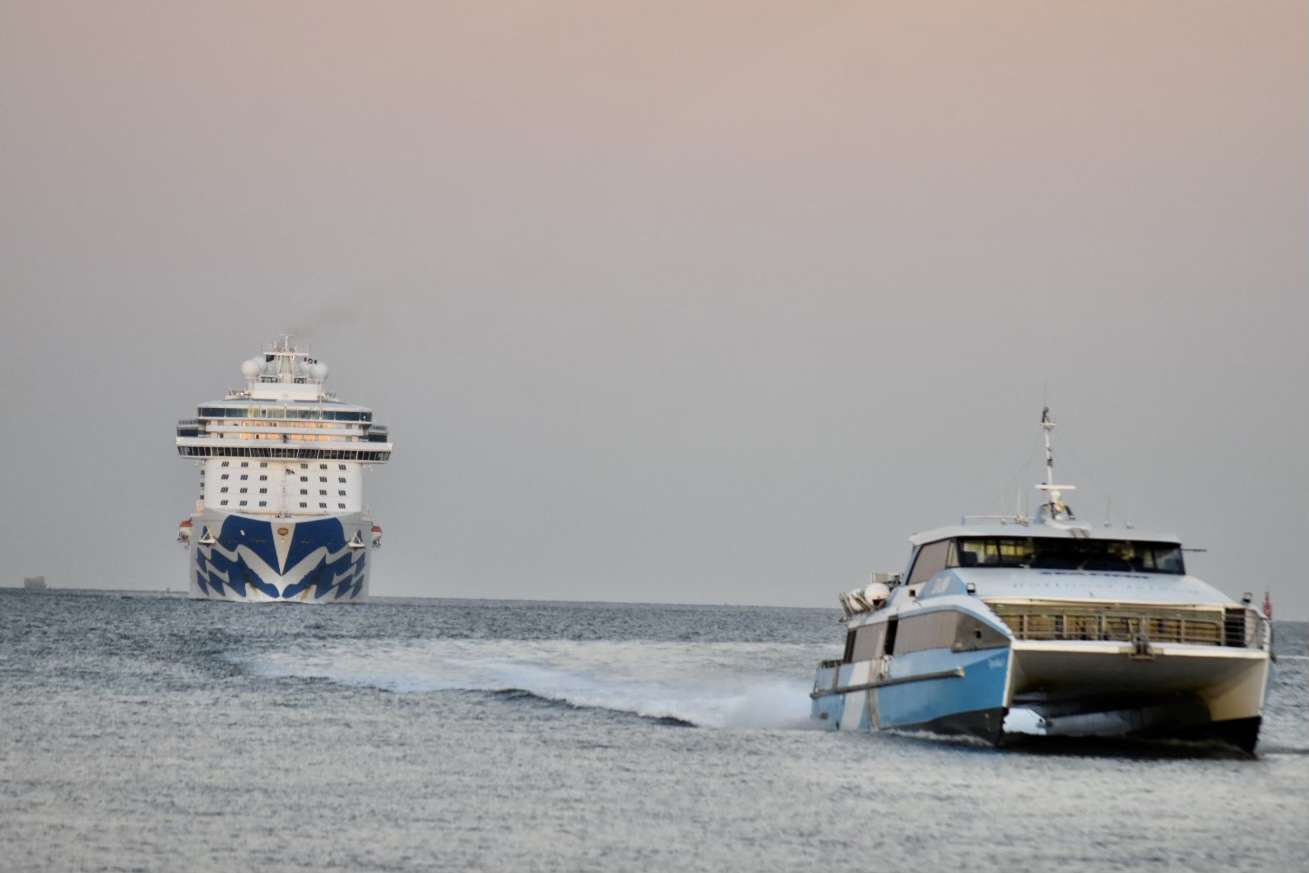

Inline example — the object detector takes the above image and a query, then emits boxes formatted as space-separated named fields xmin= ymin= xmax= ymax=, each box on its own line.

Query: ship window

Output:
xmin=220 ymin=474 xmax=228 ymax=480
xmin=299 ymin=502 xmax=307 ymax=508
xmin=338 ymin=490 xmax=346 ymax=496
xmin=320 ymin=464 xmax=327 ymax=470
xmin=300 ymin=489 xmax=307 ymax=495
xmin=951 ymin=537 xmax=1185 ymax=575
xmin=338 ymin=477 xmax=346 ymax=483
xmin=319 ymin=502 xmax=327 ymax=508
xmin=319 ymin=476 xmax=327 ymax=483
xmin=907 ymin=540 xmax=953 ymax=585
xmin=221 ymin=461 xmax=229 ymax=467
xmin=258 ymin=488 xmax=267 ymax=494
xmin=338 ymin=464 xmax=347 ymax=470
xmin=239 ymin=500 xmax=247 ymax=506
xmin=239 ymin=487 xmax=248 ymax=493
xmin=892 ymin=612 xmax=1008 ymax=655
xmin=300 ymin=463 xmax=308 ymax=469
xmin=319 ymin=489 xmax=327 ymax=496
xmin=259 ymin=462 xmax=268 ymax=468
xmin=241 ymin=462 xmax=249 ymax=467
xmin=240 ymin=474 xmax=248 ymax=480
xmin=220 ymin=499 xmax=228 ymax=506
xmin=300 ymin=476 xmax=308 ymax=482
xmin=338 ymin=503 xmax=346 ymax=509
xmin=220 ymin=487 xmax=228 ymax=493
xmin=850 ymin=624 xmax=887 ymax=662
xmin=259 ymin=475 xmax=267 ymax=481
xmin=258 ymin=501 xmax=267 ymax=507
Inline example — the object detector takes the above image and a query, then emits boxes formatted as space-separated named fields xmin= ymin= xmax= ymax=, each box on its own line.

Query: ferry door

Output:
xmin=880 ymin=617 xmax=898 ymax=679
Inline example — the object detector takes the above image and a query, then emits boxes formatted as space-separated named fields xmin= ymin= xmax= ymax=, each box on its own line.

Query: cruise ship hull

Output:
xmin=187 ymin=512 xmax=375 ymax=603
xmin=812 ymin=639 xmax=1272 ymax=752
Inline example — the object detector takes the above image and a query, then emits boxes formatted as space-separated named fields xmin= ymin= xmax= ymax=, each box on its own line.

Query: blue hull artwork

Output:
xmin=192 ymin=514 xmax=369 ymax=603
xmin=812 ymin=646 xmax=1010 ymax=740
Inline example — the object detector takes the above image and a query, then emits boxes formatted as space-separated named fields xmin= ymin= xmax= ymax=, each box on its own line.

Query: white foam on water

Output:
xmin=252 ymin=639 xmax=826 ymax=730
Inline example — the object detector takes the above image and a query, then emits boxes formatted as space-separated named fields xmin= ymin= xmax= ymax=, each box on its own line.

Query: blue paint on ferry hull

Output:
xmin=810 ymin=646 xmax=1010 ymax=742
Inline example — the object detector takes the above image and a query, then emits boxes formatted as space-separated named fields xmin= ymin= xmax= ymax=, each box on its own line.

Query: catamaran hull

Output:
xmin=812 ymin=642 xmax=1272 ymax=752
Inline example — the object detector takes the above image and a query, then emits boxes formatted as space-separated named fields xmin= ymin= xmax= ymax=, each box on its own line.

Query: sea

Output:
xmin=1 ymin=589 xmax=1305 ymax=873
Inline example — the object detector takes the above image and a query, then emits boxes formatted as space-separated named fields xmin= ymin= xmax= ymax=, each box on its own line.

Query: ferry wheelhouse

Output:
xmin=811 ymin=409 xmax=1273 ymax=752
xmin=175 ymin=337 xmax=392 ymax=602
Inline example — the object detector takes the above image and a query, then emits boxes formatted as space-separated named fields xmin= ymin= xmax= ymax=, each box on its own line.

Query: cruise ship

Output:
xmin=175 ymin=337 xmax=393 ymax=603
xmin=811 ymin=409 xmax=1273 ymax=752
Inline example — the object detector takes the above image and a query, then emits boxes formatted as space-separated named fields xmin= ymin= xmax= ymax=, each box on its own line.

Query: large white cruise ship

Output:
xmin=175 ymin=337 xmax=393 ymax=603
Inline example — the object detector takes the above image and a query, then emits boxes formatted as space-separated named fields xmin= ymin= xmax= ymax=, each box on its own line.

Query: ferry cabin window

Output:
xmin=850 ymin=624 xmax=887 ymax=661
xmin=907 ymin=539 xmax=954 ymax=585
xmin=893 ymin=612 xmax=1009 ymax=655
xmin=953 ymin=537 xmax=1184 ymax=574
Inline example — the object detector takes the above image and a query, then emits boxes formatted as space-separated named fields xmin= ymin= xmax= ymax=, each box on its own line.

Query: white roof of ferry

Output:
xmin=908 ymin=521 xmax=1181 ymax=546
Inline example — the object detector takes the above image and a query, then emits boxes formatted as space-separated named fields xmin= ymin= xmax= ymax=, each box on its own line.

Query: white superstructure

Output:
xmin=175 ymin=337 xmax=392 ymax=602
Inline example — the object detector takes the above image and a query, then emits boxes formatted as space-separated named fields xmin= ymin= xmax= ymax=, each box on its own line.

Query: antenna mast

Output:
xmin=1036 ymin=406 xmax=1077 ymax=521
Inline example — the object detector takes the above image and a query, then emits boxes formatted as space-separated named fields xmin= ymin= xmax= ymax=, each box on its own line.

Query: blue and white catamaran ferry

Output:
xmin=175 ymin=337 xmax=392 ymax=603
xmin=812 ymin=409 xmax=1273 ymax=752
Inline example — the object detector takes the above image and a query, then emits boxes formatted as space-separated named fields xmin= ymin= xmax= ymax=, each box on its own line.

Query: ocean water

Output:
xmin=1 ymin=591 xmax=1305 ymax=873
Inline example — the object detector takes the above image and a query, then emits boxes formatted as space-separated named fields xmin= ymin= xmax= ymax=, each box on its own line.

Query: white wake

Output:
xmin=252 ymin=639 xmax=825 ymax=729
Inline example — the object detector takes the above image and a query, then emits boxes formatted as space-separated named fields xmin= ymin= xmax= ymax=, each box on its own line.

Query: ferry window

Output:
xmin=221 ymin=461 xmax=229 ymax=467
xmin=338 ymin=503 xmax=346 ymax=509
xmin=259 ymin=475 xmax=267 ymax=481
xmin=851 ymin=624 xmax=887 ymax=661
xmin=319 ymin=476 xmax=327 ymax=483
xmin=951 ymin=537 xmax=1184 ymax=575
xmin=258 ymin=501 xmax=267 ymax=507
xmin=300 ymin=489 xmax=307 ymax=495
xmin=299 ymin=502 xmax=307 ymax=508
xmin=300 ymin=476 xmax=307 ymax=482
xmin=338 ymin=464 xmax=347 ymax=470
xmin=239 ymin=500 xmax=248 ymax=506
xmin=258 ymin=488 xmax=267 ymax=494
xmin=240 ymin=474 xmax=248 ymax=480
xmin=300 ymin=464 xmax=308 ymax=469
xmin=319 ymin=490 xmax=327 ymax=496
xmin=338 ymin=490 xmax=346 ymax=496
xmin=220 ymin=474 xmax=228 ymax=480
xmin=220 ymin=487 xmax=228 ymax=493
xmin=241 ymin=462 xmax=249 ymax=467
xmin=907 ymin=540 xmax=953 ymax=585
xmin=239 ymin=487 xmax=247 ymax=493
xmin=320 ymin=464 xmax=327 ymax=470
xmin=338 ymin=477 xmax=346 ymax=483
xmin=894 ymin=612 xmax=958 ymax=655
xmin=220 ymin=500 xmax=228 ymax=506
xmin=259 ymin=462 xmax=267 ymax=468
xmin=319 ymin=502 xmax=327 ymax=508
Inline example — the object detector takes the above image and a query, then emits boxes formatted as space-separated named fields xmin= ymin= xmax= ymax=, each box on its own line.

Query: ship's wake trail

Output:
xmin=252 ymin=639 xmax=825 ymax=729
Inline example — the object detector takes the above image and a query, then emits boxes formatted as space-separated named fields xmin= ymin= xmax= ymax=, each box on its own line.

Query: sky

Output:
xmin=1 ymin=1 xmax=1305 ymax=615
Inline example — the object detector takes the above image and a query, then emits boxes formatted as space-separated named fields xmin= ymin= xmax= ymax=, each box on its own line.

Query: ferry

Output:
xmin=811 ymin=409 xmax=1273 ymax=752
xmin=175 ymin=337 xmax=393 ymax=602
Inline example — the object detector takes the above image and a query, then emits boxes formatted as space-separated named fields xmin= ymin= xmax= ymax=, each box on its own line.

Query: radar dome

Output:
xmin=240 ymin=359 xmax=261 ymax=379
xmin=310 ymin=362 xmax=328 ymax=381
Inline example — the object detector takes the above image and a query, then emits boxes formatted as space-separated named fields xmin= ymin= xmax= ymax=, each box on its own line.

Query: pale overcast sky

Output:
xmin=2 ymin=1 xmax=1305 ymax=616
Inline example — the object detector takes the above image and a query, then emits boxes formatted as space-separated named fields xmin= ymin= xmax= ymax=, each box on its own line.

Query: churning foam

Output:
xmin=252 ymin=639 xmax=825 ymax=729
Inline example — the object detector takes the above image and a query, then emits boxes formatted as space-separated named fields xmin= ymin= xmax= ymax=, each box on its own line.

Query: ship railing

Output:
xmin=989 ymin=603 xmax=1234 ymax=647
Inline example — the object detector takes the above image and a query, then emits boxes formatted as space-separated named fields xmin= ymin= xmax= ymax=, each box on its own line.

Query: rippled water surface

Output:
xmin=2 ymin=590 xmax=1306 ymax=872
